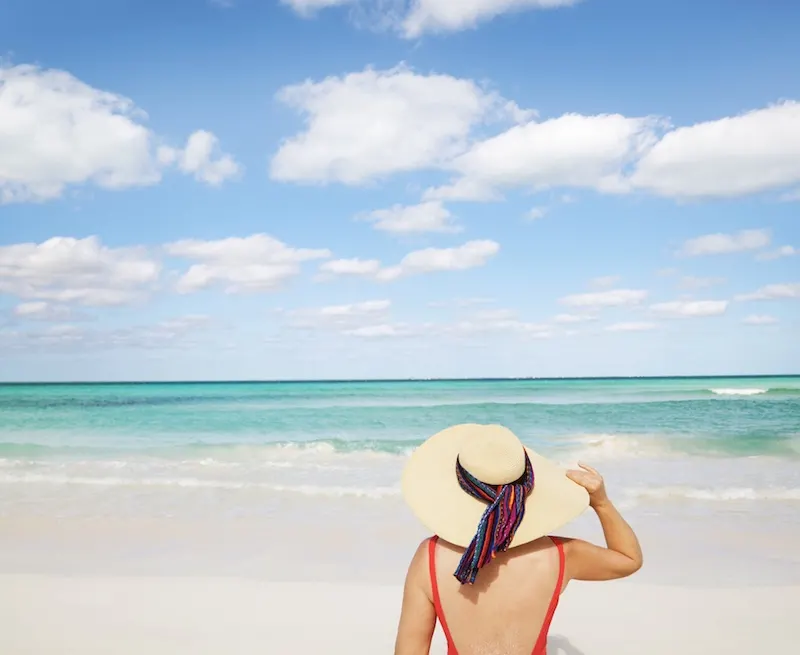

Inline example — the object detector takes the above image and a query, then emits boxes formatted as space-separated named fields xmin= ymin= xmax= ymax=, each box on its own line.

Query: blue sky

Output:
xmin=1 ymin=0 xmax=798 ymax=381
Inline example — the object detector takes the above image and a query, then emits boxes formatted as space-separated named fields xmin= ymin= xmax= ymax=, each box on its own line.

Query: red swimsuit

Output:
xmin=428 ymin=535 xmax=565 ymax=655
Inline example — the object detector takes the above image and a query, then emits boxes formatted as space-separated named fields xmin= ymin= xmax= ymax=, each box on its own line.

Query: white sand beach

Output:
xmin=1 ymin=574 xmax=797 ymax=654
xmin=1 ymin=501 xmax=799 ymax=654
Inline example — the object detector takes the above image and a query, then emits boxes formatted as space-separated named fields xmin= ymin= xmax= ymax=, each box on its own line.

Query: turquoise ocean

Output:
xmin=1 ymin=376 xmax=799 ymax=521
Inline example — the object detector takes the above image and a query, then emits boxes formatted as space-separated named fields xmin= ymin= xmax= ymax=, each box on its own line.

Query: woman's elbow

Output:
xmin=618 ymin=554 xmax=643 ymax=578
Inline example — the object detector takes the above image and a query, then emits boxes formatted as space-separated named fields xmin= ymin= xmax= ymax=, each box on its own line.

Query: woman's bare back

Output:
xmin=430 ymin=537 xmax=563 ymax=655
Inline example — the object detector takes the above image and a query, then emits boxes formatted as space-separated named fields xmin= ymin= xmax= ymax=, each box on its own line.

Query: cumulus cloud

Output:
xmin=0 ymin=64 xmax=239 ymax=203
xmin=269 ymin=65 xmax=528 ymax=185
xmin=678 ymin=276 xmax=727 ymax=290
xmin=282 ymin=0 xmax=579 ymax=38
xmin=445 ymin=309 xmax=552 ymax=338
xmin=631 ymin=101 xmax=800 ymax=198
xmin=317 ymin=258 xmax=382 ymax=278
xmin=650 ymin=300 xmax=728 ymax=318
xmin=526 ymin=207 xmax=547 ymax=221
xmin=343 ymin=323 xmax=417 ymax=339
xmin=559 ymin=288 xmax=648 ymax=308
xmin=157 ymin=130 xmax=240 ymax=186
xmin=605 ymin=322 xmax=657 ymax=332
xmin=319 ymin=240 xmax=500 ymax=282
xmin=426 ymin=113 xmax=658 ymax=201
xmin=756 ymin=245 xmax=797 ymax=261
xmin=280 ymin=0 xmax=351 ymax=15
xmin=382 ymin=240 xmax=499 ymax=280
xmin=165 ymin=234 xmax=331 ymax=293
xmin=589 ymin=275 xmax=621 ymax=289
xmin=742 ymin=315 xmax=778 ymax=326
xmin=286 ymin=299 xmax=392 ymax=328
xmin=360 ymin=200 xmax=460 ymax=234
xmin=679 ymin=229 xmax=770 ymax=256
xmin=1 ymin=315 xmax=214 ymax=353
xmin=735 ymin=283 xmax=800 ymax=302
xmin=268 ymin=64 xmax=800 ymax=203
xmin=12 ymin=301 xmax=76 ymax=322
xmin=0 ymin=236 xmax=160 ymax=306
xmin=401 ymin=0 xmax=580 ymax=37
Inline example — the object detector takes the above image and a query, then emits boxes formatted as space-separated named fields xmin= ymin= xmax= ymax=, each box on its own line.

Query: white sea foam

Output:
xmin=0 ymin=473 xmax=399 ymax=499
xmin=556 ymin=433 xmax=675 ymax=463
xmin=709 ymin=388 xmax=768 ymax=396
xmin=625 ymin=486 xmax=800 ymax=501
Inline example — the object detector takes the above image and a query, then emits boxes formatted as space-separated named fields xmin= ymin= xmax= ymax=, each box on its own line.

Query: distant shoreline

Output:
xmin=1 ymin=374 xmax=797 ymax=386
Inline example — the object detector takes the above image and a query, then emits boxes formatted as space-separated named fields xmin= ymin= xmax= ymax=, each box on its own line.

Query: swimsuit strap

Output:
xmin=532 ymin=536 xmax=566 ymax=655
xmin=428 ymin=536 xmax=457 ymax=652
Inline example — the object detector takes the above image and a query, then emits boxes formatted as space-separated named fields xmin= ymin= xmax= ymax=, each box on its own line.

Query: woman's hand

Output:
xmin=566 ymin=462 xmax=609 ymax=508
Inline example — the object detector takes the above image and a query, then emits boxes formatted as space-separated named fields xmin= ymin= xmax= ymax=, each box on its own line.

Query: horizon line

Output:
xmin=0 ymin=373 xmax=797 ymax=385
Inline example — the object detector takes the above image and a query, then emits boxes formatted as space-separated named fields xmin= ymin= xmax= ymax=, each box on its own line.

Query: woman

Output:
xmin=394 ymin=424 xmax=642 ymax=655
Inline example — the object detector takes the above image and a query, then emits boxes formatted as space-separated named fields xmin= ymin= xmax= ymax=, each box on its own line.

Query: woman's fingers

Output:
xmin=578 ymin=461 xmax=600 ymax=477
xmin=566 ymin=470 xmax=591 ymax=489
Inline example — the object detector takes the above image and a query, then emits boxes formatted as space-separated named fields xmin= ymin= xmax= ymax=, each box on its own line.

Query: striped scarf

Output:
xmin=453 ymin=452 xmax=535 ymax=585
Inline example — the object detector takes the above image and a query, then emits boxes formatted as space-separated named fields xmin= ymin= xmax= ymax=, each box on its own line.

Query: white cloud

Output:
xmin=631 ymin=101 xmax=800 ymax=198
xmin=553 ymin=313 xmax=596 ymax=324
xmin=678 ymin=276 xmax=727 ymax=290
xmin=742 ymin=315 xmax=778 ymax=326
xmin=280 ymin=0 xmax=351 ymax=16
xmin=605 ymin=322 xmax=657 ymax=332
xmin=0 ymin=236 xmax=160 ymax=306
xmin=780 ymin=188 xmax=800 ymax=202
xmin=0 ymin=64 xmax=239 ymax=203
xmin=343 ymin=323 xmax=414 ymax=338
xmin=157 ymin=130 xmax=240 ymax=186
xmin=269 ymin=65 xmax=527 ymax=185
xmin=401 ymin=0 xmax=580 ymax=38
xmin=756 ymin=245 xmax=797 ymax=261
xmin=12 ymin=301 xmax=75 ymax=321
xmin=318 ymin=299 xmax=391 ymax=316
xmin=426 ymin=113 xmax=659 ymax=201
xmin=320 ymin=240 xmax=500 ymax=282
xmin=360 ymin=200 xmax=460 ymax=234
xmin=317 ymin=258 xmax=382 ymax=278
xmin=1 ymin=315 xmax=213 ymax=353
xmin=526 ymin=207 xmax=547 ymax=221
xmin=589 ymin=275 xmax=621 ymax=289
xmin=650 ymin=300 xmax=728 ymax=318
xmin=287 ymin=299 xmax=392 ymax=328
xmin=282 ymin=0 xmax=579 ymax=38
xmin=165 ymin=234 xmax=331 ymax=293
xmin=735 ymin=283 xmax=800 ymax=302
xmin=444 ymin=308 xmax=552 ymax=338
xmin=560 ymin=288 xmax=648 ymax=308
xmin=679 ymin=229 xmax=770 ymax=256
xmin=378 ymin=240 xmax=500 ymax=281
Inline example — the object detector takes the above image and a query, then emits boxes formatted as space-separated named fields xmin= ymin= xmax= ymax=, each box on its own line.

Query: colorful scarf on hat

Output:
xmin=453 ymin=451 xmax=535 ymax=585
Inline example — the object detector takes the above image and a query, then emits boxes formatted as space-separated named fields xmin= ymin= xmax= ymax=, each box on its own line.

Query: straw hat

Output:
xmin=401 ymin=424 xmax=589 ymax=548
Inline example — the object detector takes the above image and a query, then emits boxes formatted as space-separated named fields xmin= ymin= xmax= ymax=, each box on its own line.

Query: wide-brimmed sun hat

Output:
xmin=401 ymin=423 xmax=589 ymax=583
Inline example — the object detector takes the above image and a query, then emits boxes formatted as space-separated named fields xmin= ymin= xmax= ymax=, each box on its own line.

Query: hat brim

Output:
xmin=401 ymin=424 xmax=590 ymax=548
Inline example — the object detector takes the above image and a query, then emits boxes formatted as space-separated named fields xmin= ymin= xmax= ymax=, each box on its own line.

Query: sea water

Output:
xmin=1 ymin=377 xmax=798 ymax=584
xmin=1 ymin=376 xmax=799 ymax=507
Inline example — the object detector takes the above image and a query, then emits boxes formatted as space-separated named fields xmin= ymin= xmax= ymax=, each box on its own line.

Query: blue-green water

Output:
xmin=1 ymin=377 xmax=799 ymax=512
xmin=1 ymin=376 xmax=799 ymax=456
